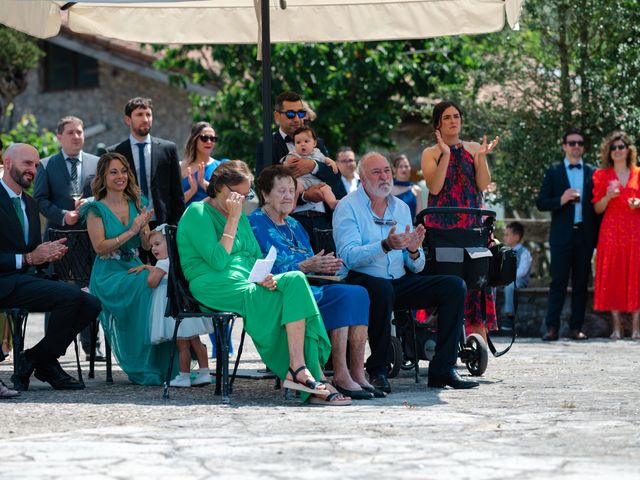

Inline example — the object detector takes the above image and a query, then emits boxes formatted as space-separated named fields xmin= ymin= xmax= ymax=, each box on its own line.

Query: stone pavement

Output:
xmin=1 ymin=313 xmax=639 ymax=479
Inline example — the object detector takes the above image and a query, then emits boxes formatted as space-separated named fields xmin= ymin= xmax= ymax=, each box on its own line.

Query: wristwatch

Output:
xmin=381 ymin=239 xmax=391 ymax=254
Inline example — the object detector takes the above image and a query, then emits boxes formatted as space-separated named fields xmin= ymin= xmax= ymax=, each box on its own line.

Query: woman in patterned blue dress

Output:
xmin=249 ymin=165 xmax=382 ymax=399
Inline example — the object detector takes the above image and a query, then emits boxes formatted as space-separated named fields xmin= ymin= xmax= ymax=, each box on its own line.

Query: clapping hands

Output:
xmin=385 ymin=225 xmax=426 ymax=253
xmin=130 ymin=206 xmax=154 ymax=234
xmin=31 ymin=238 xmax=68 ymax=265
xmin=476 ymin=135 xmax=500 ymax=156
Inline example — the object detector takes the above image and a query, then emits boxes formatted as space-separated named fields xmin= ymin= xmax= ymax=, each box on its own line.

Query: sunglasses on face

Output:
xmin=278 ymin=110 xmax=307 ymax=119
xmin=566 ymin=141 xmax=584 ymax=147
xmin=610 ymin=144 xmax=628 ymax=151
xmin=199 ymin=134 xmax=218 ymax=143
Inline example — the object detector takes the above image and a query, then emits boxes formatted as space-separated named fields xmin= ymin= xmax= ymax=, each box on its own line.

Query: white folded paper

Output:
xmin=248 ymin=245 xmax=277 ymax=283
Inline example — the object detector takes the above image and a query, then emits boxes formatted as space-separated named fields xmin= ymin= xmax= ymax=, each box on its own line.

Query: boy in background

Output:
xmin=501 ymin=221 xmax=532 ymax=330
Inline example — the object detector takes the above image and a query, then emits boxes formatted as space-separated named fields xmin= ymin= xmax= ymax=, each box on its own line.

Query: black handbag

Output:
xmin=488 ymin=244 xmax=517 ymax=287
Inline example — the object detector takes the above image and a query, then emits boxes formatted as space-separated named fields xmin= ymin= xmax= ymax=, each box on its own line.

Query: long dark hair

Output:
xmin=184 ymin=121 xmax=215 ymax=165
xmin=432 ymin=100 xmax=463 ymax=130
xmin=92 ymin=152 xmax=142 ymax=211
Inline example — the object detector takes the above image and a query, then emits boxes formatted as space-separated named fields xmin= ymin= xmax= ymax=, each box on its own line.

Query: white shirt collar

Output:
xmin=62 ymin=150 xmax=83 ymax=162
xmin=130 ymin=134 xmax=151 ymax=146
xmin=0 ymin=177 xmax=21 ymax=198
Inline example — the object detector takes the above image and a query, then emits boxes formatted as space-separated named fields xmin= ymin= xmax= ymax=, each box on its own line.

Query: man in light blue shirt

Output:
xmin=333 ymin=152 xmax=478 ymax=392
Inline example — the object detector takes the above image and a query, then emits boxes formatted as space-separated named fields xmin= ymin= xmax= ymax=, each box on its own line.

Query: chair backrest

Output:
xmin=312 ymin=228 xmax=335 ymax=254
xmin=48 ymin=229 xmax=96 ymax=288
xmin=164 ymin=225 xmax=204 ymax=318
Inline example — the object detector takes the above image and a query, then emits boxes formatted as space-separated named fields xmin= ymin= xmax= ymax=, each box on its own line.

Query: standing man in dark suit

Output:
xmin=536 ymin=128 xmax=597 ymax=341
xmin=34 ymin=116 xmax=103 ymax=361
xmin=1 ymin=144 xmax=101 ymax=391
xmin=108 ymin=97 xmax=184 ymax=227
xmin=256 ymin=91 xmax=346 ymax=250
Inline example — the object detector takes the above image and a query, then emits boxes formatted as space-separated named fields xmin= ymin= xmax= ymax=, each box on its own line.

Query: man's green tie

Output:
xmin=11 ymin=197 xmax=25 ymax=241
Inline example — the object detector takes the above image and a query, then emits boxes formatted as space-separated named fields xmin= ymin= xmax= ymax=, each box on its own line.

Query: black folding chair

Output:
xmin=163 ymin=225 xmax=239 ymax=403
xmin=48 ymin=229 xmax=112 ymax=383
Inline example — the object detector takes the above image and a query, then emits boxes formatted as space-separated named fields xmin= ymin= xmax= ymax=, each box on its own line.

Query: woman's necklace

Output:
xmin=262 ymin=208 xmax=295 ymax=244
xmin=616 ymin=168 xmax=630 ymax=187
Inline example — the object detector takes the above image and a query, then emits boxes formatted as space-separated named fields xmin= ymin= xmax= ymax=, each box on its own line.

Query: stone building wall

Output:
xmin=10 ymin=62 xmax=194 ymax=155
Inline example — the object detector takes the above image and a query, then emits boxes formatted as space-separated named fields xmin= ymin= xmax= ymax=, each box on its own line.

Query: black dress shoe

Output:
xmin=11 ymin=351 xmax=36 ymax=391
xmin=333 ymin=383 xmax=374 ymax=400
xmin=428 ymin=369 xmax=479 ymax=389
xmin=369 ymin=373 xmax=391 ymax=394
xmin=34 ymin=363 xmax=85 ymax=390
xmin=361 ymin=385 xmax=387 ymax=398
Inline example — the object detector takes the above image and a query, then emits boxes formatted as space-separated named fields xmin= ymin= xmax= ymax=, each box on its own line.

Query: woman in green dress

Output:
xmin=84 ymin=152 xmax=177 ymax=385
xmin=177 ymin=160 xmax=349 ymax=405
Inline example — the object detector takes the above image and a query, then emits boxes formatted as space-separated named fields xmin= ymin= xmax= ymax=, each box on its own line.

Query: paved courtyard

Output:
xmin=1 ymin=313 xmax=639 ymax=479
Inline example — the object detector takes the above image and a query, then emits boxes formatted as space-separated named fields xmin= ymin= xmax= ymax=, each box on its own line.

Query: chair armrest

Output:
xmin=306 ymin=274 xmax=345 ymax=286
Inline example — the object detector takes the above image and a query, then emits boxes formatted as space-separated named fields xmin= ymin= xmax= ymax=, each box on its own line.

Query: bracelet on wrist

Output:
xmin=222 ymin=233 xmax=234 ymax=240
xmin=408 ymin=248 xmax=419 ymax=255
xmin=381 ymin=239 xmax=391 ymax=254
xmin=26 ymin=252 xmax=33 ymax=266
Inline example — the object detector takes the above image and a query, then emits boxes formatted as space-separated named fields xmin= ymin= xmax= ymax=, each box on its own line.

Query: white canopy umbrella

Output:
xmin=0 ymin=0 xmax=524 ymax=170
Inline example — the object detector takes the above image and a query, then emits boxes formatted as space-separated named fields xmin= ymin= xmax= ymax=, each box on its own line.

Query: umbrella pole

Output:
xmin=259 ymin=0 xmax=272 ymax=175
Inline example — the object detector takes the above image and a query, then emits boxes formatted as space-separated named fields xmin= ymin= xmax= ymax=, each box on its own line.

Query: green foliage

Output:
xmin=1 ymin=112 xmax=59 ymax=159
xmin=153 ymin=40 xmax=482 ymax=166
xmin=441 ymin=0 xmax=640 ymax=212
xmin=0 ymin=26 xmax=44 ymax=118
xmin=152 ymin=0 xmax=640 ymax=211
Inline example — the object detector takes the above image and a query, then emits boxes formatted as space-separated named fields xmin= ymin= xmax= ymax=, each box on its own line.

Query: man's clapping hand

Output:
xmin=31 ymin=238 xmax=68 ymax=265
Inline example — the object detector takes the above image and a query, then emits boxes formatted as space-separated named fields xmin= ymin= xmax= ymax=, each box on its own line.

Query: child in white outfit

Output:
xmin=143 ymin=226 xmax=214 ymax=387
xmin=282 ymin=126 xmax=339 ymax=209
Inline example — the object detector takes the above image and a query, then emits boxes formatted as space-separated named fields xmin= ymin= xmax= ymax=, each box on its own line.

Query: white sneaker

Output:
xmin=170 ymin=374 xmax=191 ymax=388
xmin=192 ymin=372 xmax=211 ymax=387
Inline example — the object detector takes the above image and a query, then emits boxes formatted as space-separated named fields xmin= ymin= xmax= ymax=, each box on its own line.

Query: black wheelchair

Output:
xmin=388 ymin=207 xmax=517 ymax=380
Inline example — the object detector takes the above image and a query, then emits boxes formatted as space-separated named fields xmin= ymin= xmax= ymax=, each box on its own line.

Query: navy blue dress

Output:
xmin=248 ymin=209 xmax=369 ymax=331
xmin=393 ymin=179 xmax=418 ymax=219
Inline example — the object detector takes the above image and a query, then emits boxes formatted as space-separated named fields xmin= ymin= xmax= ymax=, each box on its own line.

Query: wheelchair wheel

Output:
xmin=400 ymin=359 xmax=416 ymax=371
xmin=388 ymin=336 xmax=403 ymax=378
xmin=464 ymin=333 xmax=489 ymax=377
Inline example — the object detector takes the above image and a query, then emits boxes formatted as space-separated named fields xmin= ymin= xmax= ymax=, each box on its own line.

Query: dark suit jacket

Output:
xmin=33 ymin=151 xmax=98 ymax=236
xmin=536 ymin=162 xmax=599 ymax=248
xmin=108 ymin=137 xmax=185 ymax=225
xmin=0 ymin=188 xmax=43 ymax=301
xmin=256 ymin=131 xmax=347 ymax=200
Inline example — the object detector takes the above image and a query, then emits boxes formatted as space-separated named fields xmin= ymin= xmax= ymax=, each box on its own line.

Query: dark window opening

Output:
xmin=43 ymin=43 xmax=99 ymax=92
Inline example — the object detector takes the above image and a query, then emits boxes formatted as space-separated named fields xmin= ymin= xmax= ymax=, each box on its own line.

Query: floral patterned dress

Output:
xmin=592 ymin=166 xmax=640 ymax=311
xmin=421 ymin=144 xmax=497 ymax=333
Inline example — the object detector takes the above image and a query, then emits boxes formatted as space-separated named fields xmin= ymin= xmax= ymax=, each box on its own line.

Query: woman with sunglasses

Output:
xmin=592 ymin=131 xmax=640 ymax=340
xmin=249 ymin=165 xmax=382 ymax=400
xmin=177 ymin=161 xmax=351 ymax=405
xmin=180 ymin=122 xmax=228 ymax=206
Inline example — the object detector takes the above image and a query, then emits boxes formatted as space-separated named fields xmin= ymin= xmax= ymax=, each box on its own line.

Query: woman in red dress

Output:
xmin=421 ymin=100 xmax=500 ymax=341
xmin=592 ymin=131 xmax=640 ymax=340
